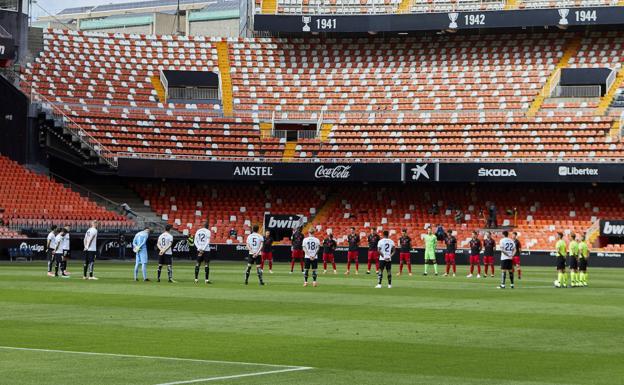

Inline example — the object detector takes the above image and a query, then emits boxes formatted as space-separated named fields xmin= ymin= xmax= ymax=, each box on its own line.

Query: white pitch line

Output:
xmin=154 ymin=367 xmax=312 ymax=385
xmin=0 ymin=346 xmax=312 ymax=370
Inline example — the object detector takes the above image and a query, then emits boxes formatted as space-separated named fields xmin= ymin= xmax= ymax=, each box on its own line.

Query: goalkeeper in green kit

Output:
xmin=423 ymin=227 xmax=438 ymax=276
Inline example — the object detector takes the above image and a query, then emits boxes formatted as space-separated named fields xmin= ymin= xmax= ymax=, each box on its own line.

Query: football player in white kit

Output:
xmin=302 ymin=229 xmax=321 ymax=287
xmin=245 ymin=225 xmax=265 ymax=286
xmin=376 ymin=230 xmax=395 ymax=288
xmin=46 ymin=225 xmax=59 ymax=276
xmin=193 ymin=221 xmax=212 ymax=284
xmin=498 ymin=230 xmax=516 ymax=289
xmin=157 ymin=224 xmax=175 ymax=283
xmin=83 ymin=220 xmax=99 ymax=280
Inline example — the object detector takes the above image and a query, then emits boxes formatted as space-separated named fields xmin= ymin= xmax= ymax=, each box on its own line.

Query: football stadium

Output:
xmin=1 ymin=0 xmax=624 ymax=383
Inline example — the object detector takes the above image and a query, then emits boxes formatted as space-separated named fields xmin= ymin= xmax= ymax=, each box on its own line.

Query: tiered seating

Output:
xmin=277 ymin=0 xmax=400 ymax=14
xmin=132 ymin=182 xmax=624 ymax=251
xmin=131 ymin=182 xmax=329 ymax=241
xmin=22 ymin=30 xmax=624 ymax=161
xmin=0 ymin=226 xmax=23 ymax=239
xmin=0 ymin=155 xmax=130 ymax=231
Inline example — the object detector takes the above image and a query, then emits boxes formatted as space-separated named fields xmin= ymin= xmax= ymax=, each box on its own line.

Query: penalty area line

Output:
xmin=0 ymin=346 xmax=312 ymax=371
xmin=154 ymin=367 xmax=313 ymax=385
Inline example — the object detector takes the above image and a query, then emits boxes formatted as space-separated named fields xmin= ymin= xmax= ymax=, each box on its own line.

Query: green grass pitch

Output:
xmin=1 ymin=261 xmax=623 ymax=385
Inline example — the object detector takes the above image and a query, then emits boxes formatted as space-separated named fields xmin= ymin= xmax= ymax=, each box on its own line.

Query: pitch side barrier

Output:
xmin=254 ymin=6 xmax=624 ymax=34
xmin=2 ymin=237 xmax=623 ymax=267
xmin=118 ymin=158 xmax=624 ymax=183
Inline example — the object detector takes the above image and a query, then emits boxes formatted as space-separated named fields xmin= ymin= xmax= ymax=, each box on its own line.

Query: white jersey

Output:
xmin=377 ymin=238 xmax=396 ymax=261
xmin=246 ymin=233 xmax=264 ymax=255
xmin=84 ymin=227 xmax=98 ymax=251
xmin=62 ymin=233 xmax=70 ymax=251
xmin=499 ymin=237 xmax=516 ymax=260
xmin=194 ymin=228 xmax=211 ymax=252
xmin=47 ymin=231 xmax=56 ymax=249
xmin=302 ymin=236 xmax=321 ymax=259
xmin=158 ymin=232 xmax=174 ymax=255
xmin=54 ymin=234 xmax=64 ymax=254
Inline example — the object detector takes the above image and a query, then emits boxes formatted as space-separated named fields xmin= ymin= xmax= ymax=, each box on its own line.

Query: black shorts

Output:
xmin=579 ymin=258 xmax=588 ymax=271
xmin=158 ymin=254 xmax=173 ymax=265
xmin=247 ymin=255 xmax=261 ymax=266
xmin=196 ymin=251 xmax=211 ymax=264
xmin=379 ymin=259 xmax=392 ymax=271
xmin=556 ymin=256 xmax=566 ymax=270
xmin=568 ymin=257 xmax=579 ymax=270
xmin=84 ymin=251 xmax=97 ymax=263
xmin=47 ymin=249 xmax=55 ymax=260
xmin=62 ymin=250 xmax=70 ymax=258
xmin=501 ymin=259 xmax=513 ymax=270
xmin=304 ymin=258 xmax=318 ymax=270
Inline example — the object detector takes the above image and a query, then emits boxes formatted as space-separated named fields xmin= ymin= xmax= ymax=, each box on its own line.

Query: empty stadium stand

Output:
xmin=0 ymin=155 xmax=131 ymax=232
xmin=21 ymin=30 xmax=624 ymax=161
xmin=131 ymin=181 xmax=624 ymax=251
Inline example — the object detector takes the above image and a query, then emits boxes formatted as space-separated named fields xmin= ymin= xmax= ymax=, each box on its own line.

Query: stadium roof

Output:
xmin=53 ymin=0 xmax=212 ymax=17
xmin=189 ymin=0 xmax=238 ymax=21
xmin=79 ymin=14 xmax=154 ymax=30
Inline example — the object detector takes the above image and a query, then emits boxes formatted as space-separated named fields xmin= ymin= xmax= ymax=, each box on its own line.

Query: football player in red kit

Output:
xmin=397 ymin=228 xmax=412 ymax=276
xmin=366 ymin=228 xmax=381 ymax=275
xmin=322 ymin=232 xmax=337 ymax=274
xmin=483 ymin=231 xmax=496 ymax=277
xmin=345 ymin=227 xmax=360 ymax=275
xmin=260 ymin=230 xmax=273 ymax=273
xmin=467 ymin=231 xmax=482 ymax=278
xmin=512 ymin=231 xmax=522 ymax=279
xmin=444 ymin=229 xmax=457 ymax=277
xmin=290 ymin=227 xmax=305 ymax=274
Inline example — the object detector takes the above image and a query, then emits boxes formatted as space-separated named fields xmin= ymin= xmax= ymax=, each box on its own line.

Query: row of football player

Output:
xmin=44 ymin=221 xmax=177 ymax=283
xmin=244 ymin=225 xmax=521 ymax=289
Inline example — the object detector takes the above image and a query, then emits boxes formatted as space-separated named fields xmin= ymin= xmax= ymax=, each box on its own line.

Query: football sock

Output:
xmin=290 ymin=259 xmax=295 ymax=272
xmin=133 ymin=261 xmax=140 ymax=280
xmin=346 ymin=261 xmax=351 ymax=271
xmin=485 ymin=265 xmax=489 ymax=275
xmin=477 ymin=264 xmax=481 ymax=275
xmin=355 ymin=261 xmax=359 ymax=271
xmin=323 ymin=261 xmax=327 ymax=270
xmin=260 ymin=260 xmax=265 ymax=270
xmin=83 ymin=263 xmax=88 ymax=277
xmin=141 ymin=264 xmax=147 ymax=280
xmin=256 ymin=267 xmax=264 ymax=283
xmin=509 ymin=271 xmax=514 ymax=285
xmin=304 ymin=268 xmax=309 ymax=282
xmin=205 ymin=265 xmax=210 ymax=281
xmin=157 ymin=266 xmax=162 ymax=281
xmin=60 ymin=261 xmax=67 ymax=275
xmin=377 ymin=270 xmax=383 ymax=285
xmin=194 ymin=265 xmax=200 ymax=280
xmin=491 ymin=265 xmax=495 ymax=275
xmin=387 ymin=267 xmax=392 ymax=285
xmin=399 ymin=262 xmax=403 ymax=273
xmin=268 ymin=260 xmax=273 ymax=270
xmin=407 ymin=263 xmax=411 ymax=273
xmin=501 ymin=271 xmax=506 ymax=285
xmin=167 ymin=266 xmax=173 ymax=281
xmin=332 ymin=262 xmax=336 ymax=270
xmin=88 ymin=262 xmax=94 ymax=277
xmin=299 ymin=259 xmax=304 ymax=272
xmin=470 ymin=265 xmax=474 ymax=274
xmin=557 ymin=272 xmax=563 ymax=284
xmin=312 ymin=270 xmax=317 ymax=282
xmin=245 ymin=265 xmax=252 ymax=283
xmin=446 ymin=263 xmax=450 ymax=274
xmin=367 ymin=259 xmax=372 ymax=271
xmin=433 ymin=263 xmax=438 ymax=275
xmin=47 ymin=258 xmax=53 ymax=272
xmin=452 ymin=263 xmax=456 ymax=273
xmin=54 ymin=260 xmax=59 ymax=276
xmin=424 ymin=263 xmax=429 ymax=274
xmin=517 ymin=268 xmax=522 ymax=279
xmin=562 ymin=272 xmax=568 ymax=286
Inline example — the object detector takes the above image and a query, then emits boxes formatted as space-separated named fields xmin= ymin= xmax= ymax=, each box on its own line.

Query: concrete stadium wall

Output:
xmin=189 ymin=19 xmax=239 ymax=37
